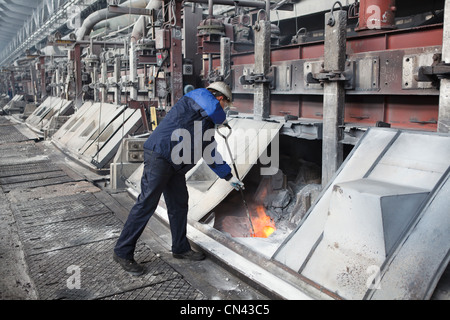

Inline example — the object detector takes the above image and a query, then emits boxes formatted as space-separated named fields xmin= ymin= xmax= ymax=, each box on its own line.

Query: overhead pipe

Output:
xmin=130 ymin=0 xmax=161 ymax=42
xmin=92 ymin=14 xmax=141 ymax=32
xmin=8 ymin=0 xmax=40 ymax=7
xmin=186 ymin=0 xmax=270 ymax=9
xmin=76 ymin=0 xmax=151 ymax=41
xmin=208 ymin=0 xmax=213 ymax=17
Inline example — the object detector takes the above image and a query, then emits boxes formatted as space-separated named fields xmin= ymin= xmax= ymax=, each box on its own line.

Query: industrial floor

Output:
xmin=0 ymin=116 xmax=267 ymax=300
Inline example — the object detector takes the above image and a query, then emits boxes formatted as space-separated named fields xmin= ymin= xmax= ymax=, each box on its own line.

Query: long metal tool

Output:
xmin=217 ymin=123 xmax=256 ymax=237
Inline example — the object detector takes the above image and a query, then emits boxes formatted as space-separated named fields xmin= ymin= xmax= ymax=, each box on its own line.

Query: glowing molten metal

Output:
xmin=251 ymin=206 xmax=276 ymax=238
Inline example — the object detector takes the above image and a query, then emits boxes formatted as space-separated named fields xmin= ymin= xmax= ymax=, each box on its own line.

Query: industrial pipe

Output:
xmin=130 ymin=0 xmax=161 ymax=42
xmin=76 ymin=0 xmax=151 ymax=41
xmin=208 ymin=0 xmax=213 ymax=18
xmin=92 ymin=14 xmax=140 ymax=32
xmin=186 ymin=0 xmax=270 ymax=10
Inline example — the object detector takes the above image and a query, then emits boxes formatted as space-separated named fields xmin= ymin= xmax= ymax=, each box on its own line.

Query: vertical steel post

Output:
xmin=129 ymin=41 xmax=138 ymax=101
xmin=253 ymin=19 xmax=271 ymax=121
xmin=220 ymin=37 xmax=231 ymax=84
xmin=92 ymin=65 xmax=99 ymax=102
xmin=114 ymin=56 xmax=121 ymax=104
xmin=10 ymin=71 xmax=15 ymax=97
xmin=168 ymin=0 xmax=184 ymax=108
xmin=39 ymin=56 xmax=46 ymax=100
xmin=74 ymin=44 xmax=83 ymax=109
xmin=30 ymin=62 xmax=37 ymax=103
xmin=101 ymin=59 xmax=107 ymax=103
xmin=438 ymin=0 xmax=450 ymax=133
xmin=55 ymin=66 xmax=61 ymax=98
xmin=322 ymin=8 xmax=347 ymax=186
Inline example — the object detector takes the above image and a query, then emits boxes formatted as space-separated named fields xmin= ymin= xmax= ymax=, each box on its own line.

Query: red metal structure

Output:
xmin=203 ymin=2 xmax=443 ymax=133
xmin=356 ymin=0 xmax=397 ymax=31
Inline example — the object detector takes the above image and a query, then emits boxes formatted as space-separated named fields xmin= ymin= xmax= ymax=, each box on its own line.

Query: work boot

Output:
xmin=113 ymin=252 xmax=145 ymax=276
xmin=173 ymin=249 xmax=205 ymax=261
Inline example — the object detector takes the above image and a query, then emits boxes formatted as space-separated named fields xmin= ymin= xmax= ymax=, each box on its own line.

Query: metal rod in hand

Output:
xmin=218 ymin=123 xmax=256 ymax=237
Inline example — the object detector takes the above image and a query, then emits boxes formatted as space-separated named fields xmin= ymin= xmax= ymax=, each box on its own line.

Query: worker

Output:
xmin=113 ymin=82 xmax=244 ymax=276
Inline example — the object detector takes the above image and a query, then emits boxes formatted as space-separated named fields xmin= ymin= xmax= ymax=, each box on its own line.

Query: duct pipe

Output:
xmin=76 ymin=0 xmax=151 ymax=41
xmin=130 ymin=0 xmax=161 ymax=42
xmin=8 ymin=0 xmax=40 ymax=7
xmin=208 ymin=0 xmax=213 ymax=17
xmin=187 ymin=0 xmax=269 ymax=9
xmin=93 ymin=14 xmax=140 ymax=32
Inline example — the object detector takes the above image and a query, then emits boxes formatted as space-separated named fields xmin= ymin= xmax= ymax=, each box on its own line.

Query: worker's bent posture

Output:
xmin=113 ymin=82 xmax=244 ymax=276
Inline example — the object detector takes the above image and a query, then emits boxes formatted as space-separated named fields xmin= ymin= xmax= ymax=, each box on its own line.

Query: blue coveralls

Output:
xmin=114 ymin=88 xmax=232 ymax=259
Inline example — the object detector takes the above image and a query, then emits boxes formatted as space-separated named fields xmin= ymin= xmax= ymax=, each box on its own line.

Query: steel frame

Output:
xmin=218 ymin=23 xmax=444 ymax=132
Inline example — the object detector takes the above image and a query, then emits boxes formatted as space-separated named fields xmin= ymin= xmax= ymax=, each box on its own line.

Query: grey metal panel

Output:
xmin=56 ymin=102 xmax=126 ymax=154
xmin=368 ymin=132 xmax=450 ymax=190
xmin=186 ymin=118 xmax=282 ymax=222
xmin=26 ymin=97 xmax=73 ymax=131
xmin=89 ymin=109 xmax=143 ymax=169
xmin=40 ymin=98 xmax=73 ymax=130
xmin=273 ymin=128 xmax=399 ymax=271
xmin=51 ymin=100 xmax=94 ymax=141
xmin=274 ymin=127 xmax=450 ymax=300
xmin=368 ymin=170 xmax=450 ymax=300
xmin=381 ymin=192 xmax=430 ymax=255
xmin=25 ymin=96 xmax=56 ymax=127
xmin=299 ymin=178 xmax=430 ymax=300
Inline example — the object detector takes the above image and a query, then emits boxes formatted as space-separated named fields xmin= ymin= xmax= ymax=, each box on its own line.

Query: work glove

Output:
xmin=229 ymin=176 xmax=245 ymax=191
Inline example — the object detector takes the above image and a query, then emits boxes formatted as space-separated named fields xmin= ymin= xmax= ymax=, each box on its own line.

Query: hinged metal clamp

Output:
xmin=417 ymin=54 xmax=450 ymax=80
xmin=306 ymin=61 xmax=355 ymax=89
xmin=418 ymin=64 xmax=450 ymax=79
xmin=239 ymin=67 xmax=276 ymax=89
xmin=416 ymin=53 xmax=450 ymax=88
xmin=307 ymin=71 xmax=346 ymax=82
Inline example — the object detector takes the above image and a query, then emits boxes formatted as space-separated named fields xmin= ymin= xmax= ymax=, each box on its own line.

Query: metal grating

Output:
xmin=0 ymin=151 xmax=75 ymax=193
xmin=1 ymin=174 xmax=75 ymax=193
xmin=0 ymin=170 xmax=69 ymax=185
xmin=16 ymin=213 xmax=121 ymax=256
xmin=10 ymin=193 xmax=112 ymax=228
xmin=0 ymin=124 xmax=31 ymax=144
xmin=6 ymin=181 xmax=102 ymax=203
xmin=26 ymin=239 xmax=203 ymax=300
xmin=0 ymin=141 xmax=41 ymax=157
xmin=102 ymin=277 xmax=206 ymax=300
xmin=0 ymin=132 xmax=207 ymax=300
xmin=0 ymin=160 xmax=55 ymax=178
xmin=0 ymin=188 xmax=9 ymax=212
xmin=0 ymin=117 xmax=10 ymax=125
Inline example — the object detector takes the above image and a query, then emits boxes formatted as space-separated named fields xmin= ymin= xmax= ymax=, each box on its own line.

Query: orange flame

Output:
xmin=250 ymin=206 xmax=276 ymax=238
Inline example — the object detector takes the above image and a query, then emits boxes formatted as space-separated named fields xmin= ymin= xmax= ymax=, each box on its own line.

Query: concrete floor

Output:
xmin=0 ymin=116 xmax=267 ymax=300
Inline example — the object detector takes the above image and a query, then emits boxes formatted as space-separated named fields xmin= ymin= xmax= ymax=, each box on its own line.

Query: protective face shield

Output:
xmin=223 ymin=99 xmax=233 ymax=111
